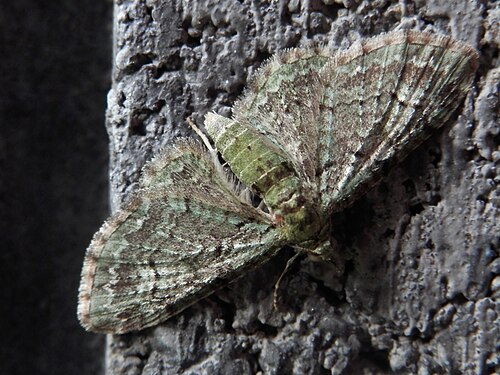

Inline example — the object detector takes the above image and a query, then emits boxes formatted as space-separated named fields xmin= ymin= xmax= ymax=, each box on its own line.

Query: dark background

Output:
xmin=0 ymin=1 xmax=112 ymax=374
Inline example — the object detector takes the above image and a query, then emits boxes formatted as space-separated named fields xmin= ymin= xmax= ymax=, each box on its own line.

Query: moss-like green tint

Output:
xmin=255 ymin=56 xmax=329 ymax=96
xmin=214 ymin=119 xmax=325 ymax=245
xmin=216 ymin=120 xmax=298 ymax=208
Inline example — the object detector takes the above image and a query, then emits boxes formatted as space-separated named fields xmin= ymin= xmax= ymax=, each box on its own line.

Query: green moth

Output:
xmin=78 ymin=30 xmax=478 ymax=333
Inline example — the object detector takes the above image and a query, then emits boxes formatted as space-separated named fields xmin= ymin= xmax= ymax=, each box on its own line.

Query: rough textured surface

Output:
xmin=0 ymin=1 xmax=112 ymax=374
xmin=104 ymin=0 xmax=498 ymax=374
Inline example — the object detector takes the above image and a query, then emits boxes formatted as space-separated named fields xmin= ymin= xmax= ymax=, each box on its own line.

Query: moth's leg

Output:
xmin=273 ymin=250 xmax=304 ymax=311
xmin=257 ymin=199 xmax=268 ymax=212
xmin=306 ymin=238 xmax=345 ymax=278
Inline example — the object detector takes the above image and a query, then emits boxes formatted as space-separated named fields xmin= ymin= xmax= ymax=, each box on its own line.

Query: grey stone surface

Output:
xmin=0 ymin=1 xmax=112 ymax=374
xmin=105 ymin=0 xmax=498 ymax=374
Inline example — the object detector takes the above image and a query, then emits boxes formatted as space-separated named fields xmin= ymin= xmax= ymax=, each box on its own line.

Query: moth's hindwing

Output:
xmin=78 ymin=141 xmax=285 ymax=333
xmin=232 ymin=50 xmax=331 ymax=183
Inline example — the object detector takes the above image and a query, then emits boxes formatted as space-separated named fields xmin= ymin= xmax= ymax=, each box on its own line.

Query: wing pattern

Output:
xmin=207 ymin=30 xmax=477 ymax=217
xmin=78 ymin=141 xmax=284 ymax=333
xmin=318 ymin=31 xmax=479 ymax=211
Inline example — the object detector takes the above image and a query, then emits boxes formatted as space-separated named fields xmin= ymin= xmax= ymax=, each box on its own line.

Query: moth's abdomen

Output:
xmin=205 ymin=113 xmax=298 ymax=211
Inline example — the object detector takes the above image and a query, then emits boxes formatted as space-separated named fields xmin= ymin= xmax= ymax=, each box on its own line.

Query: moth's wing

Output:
xmin=319 ymin=30 xmax=478 ymax=212
xmin=78 ymin=141 xmax=285 ymax=334
xmin=231 ymin=49 xmax=331 ymax=184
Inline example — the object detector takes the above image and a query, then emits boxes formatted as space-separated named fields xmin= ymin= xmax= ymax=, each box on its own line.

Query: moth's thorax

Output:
xmin=279 ymin=204 xmax=335 ymax=262
xmin=278 ymin=201 xmax=325 ymax=243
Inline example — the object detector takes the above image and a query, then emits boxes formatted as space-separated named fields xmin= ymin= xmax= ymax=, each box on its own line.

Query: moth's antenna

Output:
xmin=273 ymin=251 xmax=303 ymax=310
xmin=187 ymin=117 xmax=217 ymax=157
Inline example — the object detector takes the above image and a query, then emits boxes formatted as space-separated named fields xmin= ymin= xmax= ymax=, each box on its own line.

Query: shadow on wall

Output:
xmin=0 ymin=1 xmax=112 ymax=374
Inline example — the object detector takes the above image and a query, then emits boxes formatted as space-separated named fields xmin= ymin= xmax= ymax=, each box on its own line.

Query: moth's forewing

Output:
xmin=78 ymin=141 xmax=284 ymax=333
xmin=318 ymin=30 xmax=478 ymax=211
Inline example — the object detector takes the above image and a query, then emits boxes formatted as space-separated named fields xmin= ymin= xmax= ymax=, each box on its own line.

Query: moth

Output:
xmin=78 ymin=30 xmax=478 ymax=333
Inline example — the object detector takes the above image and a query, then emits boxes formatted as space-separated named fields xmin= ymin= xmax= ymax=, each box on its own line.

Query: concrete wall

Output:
xmin=104 ymin=0 xmax=499 ymax=373
xmin=105 ymin=0 xmax=499 ymax=374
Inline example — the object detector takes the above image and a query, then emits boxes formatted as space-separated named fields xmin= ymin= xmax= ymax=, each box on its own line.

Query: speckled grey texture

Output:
xmin=104 ymin=0 xmax=499 ymax=374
